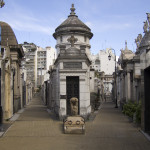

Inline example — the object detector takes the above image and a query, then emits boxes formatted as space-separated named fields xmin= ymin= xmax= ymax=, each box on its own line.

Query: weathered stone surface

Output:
xmin=70 ymin=97 xmax=78 ymax=116
xmin=0 ymin=21 xmax=18 ymax=46
xmin=63 ymin=116 xmax=85 ymax=134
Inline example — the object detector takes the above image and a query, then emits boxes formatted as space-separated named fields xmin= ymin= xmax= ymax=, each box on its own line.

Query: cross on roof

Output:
xmin=67 ymin=35 xmax=78 ymax=47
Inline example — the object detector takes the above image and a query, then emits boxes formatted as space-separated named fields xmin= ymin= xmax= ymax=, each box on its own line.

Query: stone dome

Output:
xmin=0 ymin=21 xmax=18 ymax=46
xmin=53 ymin=4 xmax=93 ymax=39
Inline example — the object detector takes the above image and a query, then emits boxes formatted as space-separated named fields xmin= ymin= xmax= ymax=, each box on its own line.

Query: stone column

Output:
xmin=4 ymin=66 xmax=12 ymax=119
xmin=20 ymin=73 xmax=23 ymax=108
xmin=127 ymin=71 xmax=131 ymax=101
xmin=59 ymin=74 xmax=67 ymax=118
xmin=80 ymin=75 xmax=91 ymax=117
xmin=123 ymin=72 xmax=127 ymax=101
xmin=12 ymin=62 xmax=21 ymax=113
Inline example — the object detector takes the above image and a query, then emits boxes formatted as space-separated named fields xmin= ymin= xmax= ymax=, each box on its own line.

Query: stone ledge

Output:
xmin=140 ymin=130 xmax=150 ymax=141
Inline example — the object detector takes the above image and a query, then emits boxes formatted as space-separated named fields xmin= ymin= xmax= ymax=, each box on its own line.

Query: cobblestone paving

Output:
xmin=0 ymin=96 xmax=150 ymax=150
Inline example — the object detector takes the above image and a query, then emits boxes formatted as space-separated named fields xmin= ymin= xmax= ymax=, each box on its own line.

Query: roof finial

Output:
xmin=125 ymin=40 xmax=128 ymax=50
xmin=70 ymin=4 xmax=76 ymax=15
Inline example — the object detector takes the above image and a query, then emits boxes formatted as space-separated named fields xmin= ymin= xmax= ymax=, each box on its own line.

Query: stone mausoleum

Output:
xmin=48 ymin=4 xmax=94 ymax=119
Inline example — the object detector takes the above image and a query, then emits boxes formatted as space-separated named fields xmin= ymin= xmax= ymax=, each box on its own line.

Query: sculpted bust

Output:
xmin=70 ymin=97 xmax=78 ymax=116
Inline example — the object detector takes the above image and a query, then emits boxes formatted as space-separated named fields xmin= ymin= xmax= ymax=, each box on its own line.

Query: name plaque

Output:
xmin=63 ymin=62 xmax=82 ymax=69
xmin=60 ymin=95 xmax=66 ymax=99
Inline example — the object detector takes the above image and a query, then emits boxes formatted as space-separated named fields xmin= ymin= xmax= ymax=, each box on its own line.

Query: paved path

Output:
xmin=0 ymin=96 xmax=150 ymax=150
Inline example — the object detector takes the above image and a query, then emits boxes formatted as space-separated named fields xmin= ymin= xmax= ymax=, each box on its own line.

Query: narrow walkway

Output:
xmin=3 ymin=95 xmax=62 ymax=137
xmin=0 ymin=97 xmax=150 ymax=150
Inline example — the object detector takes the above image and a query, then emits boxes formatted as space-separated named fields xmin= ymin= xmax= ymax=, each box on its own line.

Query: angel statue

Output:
xmin=135 ymin=38 xmax=139 ymax=48
xmin=143 ymin=20 xmax=148 ymax=33
xmin=146 ymin=13 xmax=150 ymax=28
xmin=137 ymin=34 xmax=142 ymax=43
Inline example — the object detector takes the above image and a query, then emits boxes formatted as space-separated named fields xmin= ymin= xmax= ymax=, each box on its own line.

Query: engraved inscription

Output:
xmin=63 ymin=62 xmax=82 ymax=69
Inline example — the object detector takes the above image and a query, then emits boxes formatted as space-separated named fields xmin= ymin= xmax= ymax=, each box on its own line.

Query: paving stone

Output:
xmin=0 ymin=97 xmax=150 ymax=150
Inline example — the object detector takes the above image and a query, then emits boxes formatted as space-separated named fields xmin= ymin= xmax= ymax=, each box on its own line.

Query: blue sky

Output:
xmin=0 ymin=0 xmax=150 ymax=56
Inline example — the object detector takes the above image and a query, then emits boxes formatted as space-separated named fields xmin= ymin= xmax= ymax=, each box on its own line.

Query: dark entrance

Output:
xmin=66 ymin=76 xmax=79 ymax=115
xmin=144 ymin=66 xmax=150 ymax=134
xmin=0 ymin=68 xmax=3 ymax=124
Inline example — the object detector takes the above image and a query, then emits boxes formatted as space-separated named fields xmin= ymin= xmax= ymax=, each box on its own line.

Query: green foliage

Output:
xmin=122 ymin=100 xmax=141 ymax=123
xmin=135 ymin=101 xmax=142 ymax=123
xmin=122 ymin=101 xmax=137 ymax=118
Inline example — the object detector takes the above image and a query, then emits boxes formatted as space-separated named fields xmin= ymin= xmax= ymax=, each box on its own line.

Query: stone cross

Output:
xmin=67 ymin=35 xmax=78 ymax=47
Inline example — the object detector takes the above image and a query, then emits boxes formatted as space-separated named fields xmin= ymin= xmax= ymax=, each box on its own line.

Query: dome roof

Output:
xmin=53 ymin=4 xmax=93 ymax=39
xmin=0 ymin=21 xmax=18 ymax=46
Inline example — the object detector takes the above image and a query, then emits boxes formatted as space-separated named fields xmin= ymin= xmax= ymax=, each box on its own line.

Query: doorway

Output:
xmin=144 ymin=66 xmax=150 ymax=134
xmin=66 ymin=76 xmax=79 ymax=115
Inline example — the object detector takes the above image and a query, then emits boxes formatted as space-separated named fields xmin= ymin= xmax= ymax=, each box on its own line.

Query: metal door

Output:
xmin=144 ymin=66 xmax=150 ymax=134
xmin=66 ymin=76 xmax=79 ymax=115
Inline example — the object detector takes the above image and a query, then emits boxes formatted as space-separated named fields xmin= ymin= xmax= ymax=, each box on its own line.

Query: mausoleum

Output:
xmin=48 ymin=4 xmax=94 ymax=119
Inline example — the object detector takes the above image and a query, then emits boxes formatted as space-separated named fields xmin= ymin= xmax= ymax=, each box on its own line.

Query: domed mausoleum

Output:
xmin=48 ymin=4 xmax=94 ymax=119
xmin=0 ymin=21 xmax=18 ymax=47
xmin=0 ymin=21 xmax=24 ymax=120
xmin=53 ymin=4 xmax=93 ymax=58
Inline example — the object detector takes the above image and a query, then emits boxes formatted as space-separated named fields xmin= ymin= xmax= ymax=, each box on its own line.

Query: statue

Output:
xmin=143 ymin=20 xmax=148 ymax=33
xmin=137 ymin=34 xmax=142 ymax=43
xmin=135 ymin=34 xmax=142 ymax=48
xmin=70 ymin=97 xmax=78 ymax=116
xmin=64 ymin=98 xmax=85 ymax=134
xmin=135 ymin=38 xmax=139 ymax=48
xmin=0 ymin=0 xmax=5 ymax=8
xmin=146 ymin=13 xmax=150 ymax=29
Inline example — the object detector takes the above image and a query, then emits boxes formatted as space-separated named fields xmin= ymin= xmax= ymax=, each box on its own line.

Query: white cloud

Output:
xmin=10 ymin=20 xmax=54 ymax=35
xmin=0 ymin=4 xmax=54 ymax=35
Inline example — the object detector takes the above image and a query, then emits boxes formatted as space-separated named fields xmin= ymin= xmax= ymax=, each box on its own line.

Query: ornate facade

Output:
xmin=47 ymin=4 xmax=94 ymax=120
xmin=0 ymin=21 xmax=24 ymax=120
xmin=117 ymin=13 xmax=150 ymax=134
